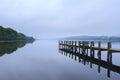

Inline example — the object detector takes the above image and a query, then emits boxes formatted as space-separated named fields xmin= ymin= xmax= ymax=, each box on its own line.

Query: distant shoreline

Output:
xmin=60 ymin=36 xmax=120 ymax=42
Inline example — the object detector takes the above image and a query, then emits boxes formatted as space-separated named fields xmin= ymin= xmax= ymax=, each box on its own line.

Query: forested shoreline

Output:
xmin=0 ymin=26 xmax=34 ymax=41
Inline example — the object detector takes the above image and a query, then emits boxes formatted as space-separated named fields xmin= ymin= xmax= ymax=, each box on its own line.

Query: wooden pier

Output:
xmin=59 ymin=41 xmax=120 ymax=63
xmin=59 ymin=48 xmax=120 ymax=78
xmin=59 ymin=41 xmax=120 ymax=52
xmin=58 ymin=40 xmax=120 ymax=78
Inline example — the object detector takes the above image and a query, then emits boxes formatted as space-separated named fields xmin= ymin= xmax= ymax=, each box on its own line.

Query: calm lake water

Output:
xmin=0 ymin=40 xmax=120 ymax=80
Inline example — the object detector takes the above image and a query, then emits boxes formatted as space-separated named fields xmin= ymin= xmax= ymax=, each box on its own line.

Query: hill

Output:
xmin=0 ymin=26 xmax=34 ymax=41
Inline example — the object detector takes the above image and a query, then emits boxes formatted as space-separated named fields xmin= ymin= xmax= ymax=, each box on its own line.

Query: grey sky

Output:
xmin=0 ymin=0 xmax=120 ymax=38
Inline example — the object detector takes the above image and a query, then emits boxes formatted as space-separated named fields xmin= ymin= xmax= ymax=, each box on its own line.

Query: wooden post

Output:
xmin=69 ymin=41 xmax=71 ymax=50
xmin=66 ymin=41 xmax=68 ymax=49
xmin=72 ymin=41 xmax=73 ymax=52
xmin=75 ymin=41 xmax=77 ymax=53
xmin=58 ymin=41 xmax=60 ymax=50
xmin=90 ymin=41 xmax=92 ymax=49
xmin=83 ymin=41 xmax=85 ymax=48
xmin=98 ymin=41 xmax=101 ymax=58
xmin=98 ymin=50 xmax=101 ymax=73
xmin=73 ymin=41 xmax=75 ymax=52
xmin=63 ymin=41 xmax=65 ymax=49
xmin=64 ymin=41 xmax=66 ymax=49
xmin=61 ymin=41 xmax=62 ymax=49
xmin=65 ymin=41 xmax=66 ymax=49
xmin=90 ymin=41 xmax=94 ymax=57
xmin=82 ymin=41 xmax=85 ymax=54
xmin=107 ymin=42 xmax=112 ymax=77
xmin=72 ymin=41 xmax=74 ymax=52
xmin=79 ymin=41 xmax=81 ymax=53
xmin=90 ymin=41 xmax=93 ymax=54
xmin=90 ymin=41 xmax=92 ymax=56
xmin=107 ymin=42 xmax=112 ymax=63
xmin=86 ymin=41 xmax=89 ymax=55
xmin=92 ymin=41 xmax=95 ymax=58
xmin=69 ymin=41 xmax=71 ymax=51
xmin=67 ymin=41 xmax=69 ymax=50
xmin=65 ymin=41 xmax=67 ymax=49
xmin=108 ymin=42 xmax=111 ymax=52
xmin=66 ymin=41 xmax=67 ymax=49
xmin=98 ymin=41 xmax=101 ymax=52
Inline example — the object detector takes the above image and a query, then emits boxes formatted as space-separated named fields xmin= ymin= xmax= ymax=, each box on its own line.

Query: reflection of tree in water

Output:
xmin=0 ymin=40 xmax=34 ymax=56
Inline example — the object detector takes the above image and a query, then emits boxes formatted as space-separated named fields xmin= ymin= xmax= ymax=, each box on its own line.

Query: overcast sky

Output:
xmin=0 ymin=0 xmax=120 ymax=38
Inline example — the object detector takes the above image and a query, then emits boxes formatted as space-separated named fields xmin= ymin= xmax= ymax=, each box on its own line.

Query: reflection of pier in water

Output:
xmin=59 ymin=41 xmax=120 ymax=78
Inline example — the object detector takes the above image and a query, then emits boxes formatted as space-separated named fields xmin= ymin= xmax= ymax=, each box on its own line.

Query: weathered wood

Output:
xmin=79 ymin=41 xmax=81 ymax=53
xmin=107 ymin=42 xmax=112 ymax=63
xmin=98 ymin=41 xmax=101 ymax=52
xmin=108 ymin=42 xmax=111 ymax=52
xmin=75 ymin=41 xmax=77 ymax=52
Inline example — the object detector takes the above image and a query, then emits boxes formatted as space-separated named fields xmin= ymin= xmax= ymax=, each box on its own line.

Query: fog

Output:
xmin=0 ymin=0 xmax=120 ymax=39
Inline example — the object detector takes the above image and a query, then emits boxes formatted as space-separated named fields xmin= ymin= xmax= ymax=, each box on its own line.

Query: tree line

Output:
xmin=0 ymin=26 xmax=34 ymax=41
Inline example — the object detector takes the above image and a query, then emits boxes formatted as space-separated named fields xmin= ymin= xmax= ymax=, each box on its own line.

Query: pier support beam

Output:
xmin=90 ymin=41 xmax=95 ymax=58
xmin=75 ymin=41 xmax=77 ymax=53
xmin=107 ymin=42 xmax=112 ymax=63
xmin=79 ymin=41 xmax=81 ymax=53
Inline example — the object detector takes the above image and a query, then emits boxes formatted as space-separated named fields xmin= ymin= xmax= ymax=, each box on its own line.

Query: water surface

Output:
xmin=0 ymin=40 xmax=120 ymax=80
